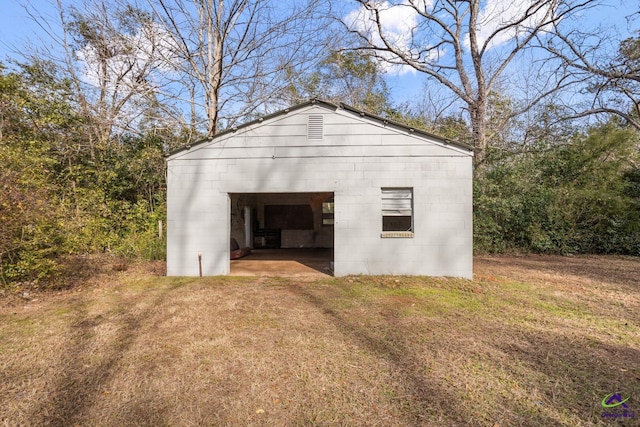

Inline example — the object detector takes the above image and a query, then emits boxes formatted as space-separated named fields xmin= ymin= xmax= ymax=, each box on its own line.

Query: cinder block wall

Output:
xmin=167 ymin=104 xmax=473 ymax=278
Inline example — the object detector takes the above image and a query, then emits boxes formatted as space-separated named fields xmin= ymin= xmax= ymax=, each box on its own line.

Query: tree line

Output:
xmin=1 ymin=0 xmax=638 ymax=288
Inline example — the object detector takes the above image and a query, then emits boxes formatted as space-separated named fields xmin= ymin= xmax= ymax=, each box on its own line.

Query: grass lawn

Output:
xmin=1 ymin=255 xmax=638 ymax=426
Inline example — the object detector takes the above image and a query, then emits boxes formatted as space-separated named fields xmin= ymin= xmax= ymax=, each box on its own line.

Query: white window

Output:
xmin=381 ymin=188 xmax=414 ymax=237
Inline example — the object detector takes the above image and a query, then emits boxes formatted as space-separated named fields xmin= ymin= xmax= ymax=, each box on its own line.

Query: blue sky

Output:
xmin=0 ymin=0 xmax=65 ymax=62
xmin=347 ymin=0 xmax=639 ymax=104
xmin=0 ymin=0 xmax=27 ymax=58
xmin=1 ymin=0 xmax=637 ymax=105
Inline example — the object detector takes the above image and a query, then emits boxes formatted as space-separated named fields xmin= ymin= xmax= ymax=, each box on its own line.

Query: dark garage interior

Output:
xmin=229 ymin=192 xmax=334 ymax=276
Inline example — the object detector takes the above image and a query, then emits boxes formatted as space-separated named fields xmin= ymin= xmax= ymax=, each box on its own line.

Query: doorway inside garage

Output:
xmin=228 ymin=192 xmax=334 ymax=276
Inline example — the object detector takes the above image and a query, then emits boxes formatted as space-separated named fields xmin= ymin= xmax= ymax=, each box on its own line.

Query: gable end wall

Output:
xmin=167 ymin=105 xmax=472 ymax=278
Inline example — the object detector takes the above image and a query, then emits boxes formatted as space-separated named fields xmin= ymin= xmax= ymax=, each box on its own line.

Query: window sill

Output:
xmin=381 ymin=231 xmax=414 ymax=238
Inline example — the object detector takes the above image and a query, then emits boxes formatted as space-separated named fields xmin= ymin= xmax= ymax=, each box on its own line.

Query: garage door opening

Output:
xmin=229 ymin=192 xmax=334 ymax=277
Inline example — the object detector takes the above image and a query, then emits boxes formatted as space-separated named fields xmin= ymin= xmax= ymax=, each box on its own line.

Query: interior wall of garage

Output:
xmin=230 ymin=192 xmax=334 ymax=250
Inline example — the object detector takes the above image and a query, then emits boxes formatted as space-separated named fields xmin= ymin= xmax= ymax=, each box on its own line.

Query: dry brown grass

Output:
xmin=1 ymin=255 xmax=639 ymax=426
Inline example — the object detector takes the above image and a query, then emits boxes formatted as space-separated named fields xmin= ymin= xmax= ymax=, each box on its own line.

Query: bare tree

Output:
xmin=146 ymin=0 xmax=330 ymax=137
xmin=544 ymin=24 xmax=640 ymax=130
xmin=71 ymin=3 xmax=164 ymax=144
xmin=24 ymin=0 xmax=173 ymax=153
xmin=282 ymin=51 xmax=393 ymax=114
xmin=23 ymin=0 xmax=330 ymax=144
xmin=342 ymin=0 xmax=600 ymax=166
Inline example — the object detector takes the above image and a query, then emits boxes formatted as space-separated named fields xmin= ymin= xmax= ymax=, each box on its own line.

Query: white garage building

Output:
xmin=166 ymin=100 xmax=474 ymax=278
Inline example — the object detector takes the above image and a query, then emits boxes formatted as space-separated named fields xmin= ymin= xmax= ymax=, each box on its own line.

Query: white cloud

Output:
xmin=74 ymin=20 xmax=185 ymax=131
xmin=345 ymin=1 xmax=429 ymax=75
xmin=346 ymin=0 xmax=557 ymax=69
xmin=467 ymin=0 xmax=556 ymax=51
xmin=76 ymin=20 xmax=180 ymax=91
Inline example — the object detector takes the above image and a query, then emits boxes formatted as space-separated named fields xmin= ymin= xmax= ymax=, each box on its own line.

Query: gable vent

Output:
xmin=307 ymin=115 xmax=324 ymax=140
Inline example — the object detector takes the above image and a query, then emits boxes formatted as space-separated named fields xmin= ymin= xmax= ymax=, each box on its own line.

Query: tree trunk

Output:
xmin=470 ymin=101 xmax=488 ymax=169
xmin=206 ymin=0 xmax=224 ymax=137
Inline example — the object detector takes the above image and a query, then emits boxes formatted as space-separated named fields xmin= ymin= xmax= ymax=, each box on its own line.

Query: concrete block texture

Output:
xmin=167 ymin=102 xmax=473 ymax=278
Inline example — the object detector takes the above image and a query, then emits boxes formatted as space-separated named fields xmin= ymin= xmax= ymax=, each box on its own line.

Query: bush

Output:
xmin=474 ymin=121 xmax=640 ymax=255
